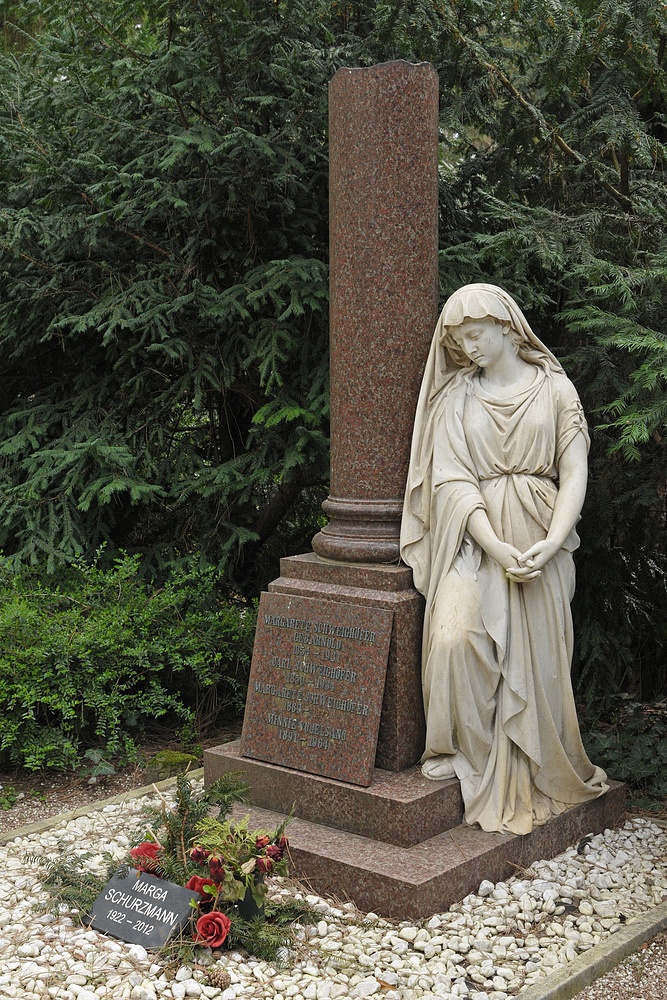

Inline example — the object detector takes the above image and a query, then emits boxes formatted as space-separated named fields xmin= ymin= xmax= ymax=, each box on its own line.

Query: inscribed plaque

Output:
xmin=241 ymin=593 xmax=393 ymax=786
xmin=88 ymin=870 xmax=199 ymax=948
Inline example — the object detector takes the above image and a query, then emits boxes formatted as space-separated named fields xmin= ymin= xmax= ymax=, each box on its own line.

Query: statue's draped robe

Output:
xmin=401 ymin=367 xmax=607 ymax=834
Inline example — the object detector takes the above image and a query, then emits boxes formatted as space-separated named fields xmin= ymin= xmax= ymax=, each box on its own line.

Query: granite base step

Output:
xmin=228 ymin=782 xmax=625 ymax=919
xmin=205 ymin=742 xmax=625 ymax=919
xmin=205 ymin=739 xmax=464 ymax=848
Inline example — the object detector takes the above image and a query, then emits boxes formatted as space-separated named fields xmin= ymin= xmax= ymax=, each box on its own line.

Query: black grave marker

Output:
xmin=88 ymin=869 xmax=200 ymax=948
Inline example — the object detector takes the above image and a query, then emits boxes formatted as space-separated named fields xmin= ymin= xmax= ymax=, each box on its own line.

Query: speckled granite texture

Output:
xmin=205 ymin=741 xmax=464 ymax=848
xmin=203 ymin=60 xmax=628 ymax=920
xmin=271 ymin=554 xmax=425 ymax=773
xmin=205 ymin=63 xmax=624 ymax=919
xmin=206 ymin=59 xmax=436 ymax=911
xmin=241 ymin=592 xmax=393 ymax=787
xmin=225 ymin=784 xmax=626 ymax=919
xmin=312 ymin=60 xmax=439 ymax=563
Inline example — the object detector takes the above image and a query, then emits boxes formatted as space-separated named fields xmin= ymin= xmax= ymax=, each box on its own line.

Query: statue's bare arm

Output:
xmin=513 ymin=433 xmax=588 ymax=578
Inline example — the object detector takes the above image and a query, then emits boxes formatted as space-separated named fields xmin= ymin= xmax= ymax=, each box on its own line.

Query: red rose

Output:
xmin=266 ymin=844 xmax=283 ymax=861
xmin=129 ymin=841 xmax=161 ymax=861
xmin=185 ymin=875 xmax=217 ymax=897
xmin=129 ymin=842 xmax=162 ymax=872
xmin=278 ymin=835 xmax=289 ymax=850
xmin=255 ymin=835 xmax=270 ymax=849
xmin=195 ymin=911 xmax=231 ymax=948
xmin=190 ymin=845 xmax=210 ymax=865
xmin=256 ymin=856 xmax=273 ymax=874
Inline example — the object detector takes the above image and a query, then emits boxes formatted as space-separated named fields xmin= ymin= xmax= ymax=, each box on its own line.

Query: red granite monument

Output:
xmin=204 ymin=60 xmax=624 ymax=918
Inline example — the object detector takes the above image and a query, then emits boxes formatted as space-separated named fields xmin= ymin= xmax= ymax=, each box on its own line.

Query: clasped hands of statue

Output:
xmin=465 ymin=507 xmax=558 ymax=584
xmin=496 ymin=538 xmax=558 ymax=583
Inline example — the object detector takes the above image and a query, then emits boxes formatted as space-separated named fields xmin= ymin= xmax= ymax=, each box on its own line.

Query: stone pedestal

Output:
xmin=206 ymin=740 xmax=463 ymax=849
xmin=203 ymin=59 xmax=627 ymax=919
xmin=270 ymin=554 xmax=424 ymax=772
xmin=204 ymin=741 xmax=626 ymax=919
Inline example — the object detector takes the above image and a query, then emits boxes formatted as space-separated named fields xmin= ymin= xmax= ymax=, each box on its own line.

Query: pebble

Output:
xmin=0 ymin=783 xmax=665 ymax=1000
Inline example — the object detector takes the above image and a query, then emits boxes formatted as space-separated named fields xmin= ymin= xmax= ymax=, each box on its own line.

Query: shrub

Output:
xmin=581 ymin=697 xmax=667 ymax=811
xmin=0 ymin=553 xmax=255 ymax=770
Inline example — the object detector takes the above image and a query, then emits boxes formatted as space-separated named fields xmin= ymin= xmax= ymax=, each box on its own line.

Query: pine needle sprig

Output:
xmin=139 ymin=771 xmax=251 ymax=872
xmin=26 ymin=847 xmax=119 ymax=919
xmin=224 ymin=897 xmax=314 ymax=964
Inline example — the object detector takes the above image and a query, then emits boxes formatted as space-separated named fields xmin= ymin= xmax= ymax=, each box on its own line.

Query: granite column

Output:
xmin=312 ymin=60 xmax=440 ymax=563
xmin=205 ymin=61 xmax=626 ymax=917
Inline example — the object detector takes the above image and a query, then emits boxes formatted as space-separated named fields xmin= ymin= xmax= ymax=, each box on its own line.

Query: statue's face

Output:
xmin=449 ymin=316 xmax=507 ymax=368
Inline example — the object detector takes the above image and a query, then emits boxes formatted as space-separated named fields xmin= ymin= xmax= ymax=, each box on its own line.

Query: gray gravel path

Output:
xmin=575 ymin=930 xmax=667 ymax=998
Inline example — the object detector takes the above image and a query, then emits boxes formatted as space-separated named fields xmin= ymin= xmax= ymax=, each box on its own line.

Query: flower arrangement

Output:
xmin=33 ymin=772 xmax=310 ymax=964
xmin=128 ymin=823 xmax=290 ymax=947
xmin=126 ymin=773 xmax=292 ymax=951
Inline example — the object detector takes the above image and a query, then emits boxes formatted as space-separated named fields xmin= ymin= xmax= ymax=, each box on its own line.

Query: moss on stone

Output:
xmin=144 ymin=750 xmax=201 ymax=783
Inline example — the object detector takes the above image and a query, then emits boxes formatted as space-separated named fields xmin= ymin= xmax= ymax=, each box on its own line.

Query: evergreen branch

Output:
xmin=15 ymin=110 xmax=48 ymax=158
xmin=170 ymin=88 xmax=191 ymax=130
xmin=77 ymin=0 xmax=151 ymax=65
xmin=446 ymin=20 xmax=634 ymax=213
xmin=631 ymin=30 xmax=667 ymax=100
xmin=126 ymin=228 xmax=174 ymax=259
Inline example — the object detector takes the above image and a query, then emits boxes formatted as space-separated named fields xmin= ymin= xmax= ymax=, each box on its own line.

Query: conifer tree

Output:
xmin=428 ymin=0 xmax=667 ymax=699
xmin=0 ymin=0 xmax=665 ymax=697
xmin=0 ymin=0 xmax=338 ymax=588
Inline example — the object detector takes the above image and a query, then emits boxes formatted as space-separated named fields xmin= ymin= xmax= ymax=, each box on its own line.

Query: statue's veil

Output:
xmin=427 ymin=282 xmax=562 ymax=398
xmin=400 ymin=283 xmax=562 ymax=586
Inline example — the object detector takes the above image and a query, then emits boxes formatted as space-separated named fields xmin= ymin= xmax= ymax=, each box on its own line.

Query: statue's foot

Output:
xmin=421 ymin=755 xmax=456 ymax=780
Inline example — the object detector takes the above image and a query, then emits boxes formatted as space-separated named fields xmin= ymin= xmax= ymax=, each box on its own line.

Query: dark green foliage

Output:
xmin=0 ymin=554 xmax=256 ymax=769
xmin=581 ymin=697 xmax=667 ymax=810
xmin=81 ymin=748 xmax=117 ymax=779
xmin=0 ymin=0 xmax=665 ymax=701
xmin=224 ymin=902 xmax=312 ymax=963
xmin=0 ymin=0 xmax=338 ymax=592
xmin=27 ymin=849 xmax=121 ymax=919
xmin=159 ymin=898 xmax=316 ymax=967
xmin=428 ymin=0 xmax=667 ymax=700
xmin=0 ymin=785 xmax=18 ymax=810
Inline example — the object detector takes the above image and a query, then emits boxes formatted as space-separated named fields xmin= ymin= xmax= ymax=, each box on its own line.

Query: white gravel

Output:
xmin=0 ymin=782 xmax=666 ymax=1000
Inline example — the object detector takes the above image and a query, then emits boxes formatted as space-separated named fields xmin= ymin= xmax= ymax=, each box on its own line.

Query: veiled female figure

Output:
xmin=400 ymin=284 xmax=607 ymax=835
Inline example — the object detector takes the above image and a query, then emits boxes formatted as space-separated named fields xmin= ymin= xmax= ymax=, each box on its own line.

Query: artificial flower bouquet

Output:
xmin=129 ymin=816 xmax=290 ymax=947
xmin=33 ymin=772 xmax=308 ymax=965
xmin=126 ymin=772 xmax=292 ymax=949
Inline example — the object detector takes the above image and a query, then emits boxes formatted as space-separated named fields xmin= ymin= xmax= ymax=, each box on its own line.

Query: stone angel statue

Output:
xmin=401 ymin=283 xmax=607 ymax=835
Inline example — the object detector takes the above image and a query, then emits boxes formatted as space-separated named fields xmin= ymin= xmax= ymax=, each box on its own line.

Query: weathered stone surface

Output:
xmin=224 ymin=783 xmax=626 ymax=919
xmin=271 ymin=554 xmax=425 ymax=772
xmin=203 ymin=59 xmax=630 ymax=924
xmin=206 ymin=741 xmax=463 ymax=848
xmin=241 ymin=592 xmax=392 ymax=786
xmin=312 ymin=60 xmax=439 ymax=563
xmin=144 ymin=751 xmax=200 ymax=784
